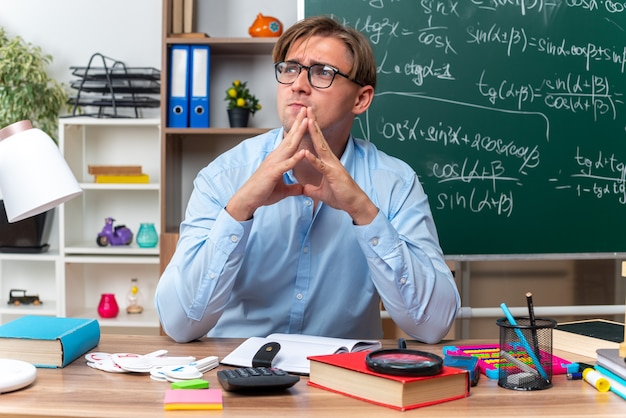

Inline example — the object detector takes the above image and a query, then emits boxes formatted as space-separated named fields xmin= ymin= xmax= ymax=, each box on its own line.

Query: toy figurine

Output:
xmin=7 ymin=289 xmax=42 ymax=306
xmin=96 ymin=217 xmax=133 ymax=246
xmin=248 ymin=13 xmax=283 ymax=37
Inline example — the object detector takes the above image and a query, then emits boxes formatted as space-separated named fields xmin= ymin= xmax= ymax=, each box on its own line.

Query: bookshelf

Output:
xmin=159 ymin=0 xmax=296 ymax=267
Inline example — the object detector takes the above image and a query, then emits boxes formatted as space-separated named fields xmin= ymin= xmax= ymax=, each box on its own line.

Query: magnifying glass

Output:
xmin=365 ymin=339 xmax=443 ymax=377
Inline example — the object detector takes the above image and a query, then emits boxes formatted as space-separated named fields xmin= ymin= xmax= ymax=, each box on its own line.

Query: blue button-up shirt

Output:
xmin=155 ymin=128 xmax=459 ymax=343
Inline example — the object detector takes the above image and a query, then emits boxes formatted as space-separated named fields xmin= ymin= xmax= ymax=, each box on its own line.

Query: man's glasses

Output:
xmin=274 ymin=61 xmax=364 ymax=89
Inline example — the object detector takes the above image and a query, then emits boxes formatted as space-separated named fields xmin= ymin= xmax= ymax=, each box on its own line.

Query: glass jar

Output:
xmin=97 ymin=293 xmax=119 ymax=318
xmin=136 ymin=223 xmax=158 ymax=248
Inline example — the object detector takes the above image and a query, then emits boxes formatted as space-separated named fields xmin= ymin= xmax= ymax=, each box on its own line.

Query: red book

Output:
xmin=308 ymin=351 xmax=469 ymax=411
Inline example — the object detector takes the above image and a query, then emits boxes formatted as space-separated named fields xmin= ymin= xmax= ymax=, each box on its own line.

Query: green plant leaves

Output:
xmin=0 ymin=27 xmax=67 ymax=141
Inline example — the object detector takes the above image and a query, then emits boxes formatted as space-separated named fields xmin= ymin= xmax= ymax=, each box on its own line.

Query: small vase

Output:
xmin=136 ymin=223 xmax=158 ymax=248
xmin=97 ymin=293 xmax=119 ymax=318
xmin=227 ymin=108 xmax=250 ymax=128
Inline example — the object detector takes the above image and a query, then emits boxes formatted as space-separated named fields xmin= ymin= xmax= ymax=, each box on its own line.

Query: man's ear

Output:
xmin=352 ymin=85 xmax=374 ymax=115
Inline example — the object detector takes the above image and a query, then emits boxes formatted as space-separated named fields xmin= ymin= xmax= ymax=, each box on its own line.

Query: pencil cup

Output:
xmin=496 ymin=316 xmax=557 ymax=390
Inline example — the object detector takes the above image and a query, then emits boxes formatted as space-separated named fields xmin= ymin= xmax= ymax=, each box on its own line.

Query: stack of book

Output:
xmin=597 ymin=349 xmax=626 ymax=381
xmin=88 ymin=165 xmax=149 ymax=184
xmin=553 ymin=319 xmax=623 ymax=359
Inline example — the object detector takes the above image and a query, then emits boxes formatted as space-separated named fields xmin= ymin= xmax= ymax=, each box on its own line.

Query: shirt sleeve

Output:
xmin=353 ymin=182 xmax=460 ymax=344
xmin=155 ymin=188 xmax=253 ymax=343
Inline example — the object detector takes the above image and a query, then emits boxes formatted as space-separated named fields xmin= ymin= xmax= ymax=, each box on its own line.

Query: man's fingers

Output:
xmin=302 ymin=150 xmax=328 ymax=174
xmin=308 ymin=118 xmax=335 ymax=159
xmin=281 ymin=149 xmax=306 ymax=174
xmin=282 ymin=107 xmax=308 ymax=151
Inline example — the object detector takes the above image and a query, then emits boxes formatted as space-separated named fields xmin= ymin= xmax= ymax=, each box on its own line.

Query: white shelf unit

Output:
xmin=57 ymin=117 xmax=161 ymax=332
xmin=0 ymin=252 xmax=62 ymax=322
xmin=0 ymin=206 xmax=62 ymax=324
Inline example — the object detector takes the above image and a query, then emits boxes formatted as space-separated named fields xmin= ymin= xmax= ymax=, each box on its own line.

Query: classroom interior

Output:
xmin=1 ymin=0 xmax=625 ymax=341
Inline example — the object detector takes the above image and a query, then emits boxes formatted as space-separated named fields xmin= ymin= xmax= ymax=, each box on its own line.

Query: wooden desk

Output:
xmin=1 ymin=335 xmax=624 ymax=417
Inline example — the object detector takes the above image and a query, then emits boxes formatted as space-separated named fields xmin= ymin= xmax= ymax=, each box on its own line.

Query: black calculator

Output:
xmin=217 ymin=367 xmax=300 ymax=392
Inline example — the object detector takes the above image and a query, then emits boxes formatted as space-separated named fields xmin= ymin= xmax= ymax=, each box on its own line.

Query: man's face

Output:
xmin=276 ymin=35 xmax=362 ymax=145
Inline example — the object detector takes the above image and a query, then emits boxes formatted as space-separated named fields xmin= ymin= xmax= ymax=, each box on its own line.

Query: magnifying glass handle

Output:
xmin=398 ymin=338 xmax=407 ymax=349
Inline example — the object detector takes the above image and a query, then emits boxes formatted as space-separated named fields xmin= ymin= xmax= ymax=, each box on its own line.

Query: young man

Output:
xmin=155 ymin=16 xmax=460 ymax=343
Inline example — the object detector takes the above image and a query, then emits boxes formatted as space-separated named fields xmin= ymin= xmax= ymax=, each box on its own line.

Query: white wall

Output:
xmin=0 ymin=0 xmax=299 ymax=122
xmin=0 ymin=0 xmax=161 ymax=116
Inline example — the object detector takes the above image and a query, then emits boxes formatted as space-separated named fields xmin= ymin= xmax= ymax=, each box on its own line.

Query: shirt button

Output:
xmin=371 ymin=237 xmax=379 ymax=246
xmin=400 ymin=277 xmax=407 ymax=285
xmin=296 ymin=293 xmax=303 ymax=300
xmin=303 ymin=246 xmax=309 ymax=254
xmin=209 ymin=273 xmax=216 ymax=279
xmin=305 ymin=199 xmax=312 ymax=207
xmin=230 ymin=235 xmax=238 ymax=243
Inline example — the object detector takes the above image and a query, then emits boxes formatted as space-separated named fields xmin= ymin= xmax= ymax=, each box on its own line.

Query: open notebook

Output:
xmin=220 ymin=333 xmax=381 ymax=375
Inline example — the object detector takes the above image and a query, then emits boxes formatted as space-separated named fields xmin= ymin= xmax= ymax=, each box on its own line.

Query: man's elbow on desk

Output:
xmin=155 ymin=284 xmax=212 ymax=343
xmin=157 ymin=306 xmax=210 ymax=343
xmin=402 ymin=316 xmax=456 ymax=344
xmin=394 ymin=296 xmax=460 ymax=344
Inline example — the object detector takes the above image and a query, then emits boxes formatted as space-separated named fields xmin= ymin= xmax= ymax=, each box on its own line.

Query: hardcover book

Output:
xmin=553 ymin=319 xmax=623 ymax=359
xmin=88 ymin=165 xmax=142 ymax=175
xmin=308 ymin=351 xmax=469 ymax=411
xmin=94 ymin=174 xmax=150 ymax=184
xmin=0 ymin=316 xmax=100 ymax=368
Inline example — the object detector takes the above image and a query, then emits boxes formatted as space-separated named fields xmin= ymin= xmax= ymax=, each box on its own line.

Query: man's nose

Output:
xmin=291 ymin=67 xmax=311 ymax=91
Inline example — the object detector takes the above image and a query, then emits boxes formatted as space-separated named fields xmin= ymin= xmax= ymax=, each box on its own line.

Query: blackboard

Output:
xmin=304 ymin=1 xmax=626 ymax=256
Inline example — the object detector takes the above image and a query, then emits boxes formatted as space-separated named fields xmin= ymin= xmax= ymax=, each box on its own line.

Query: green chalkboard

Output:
xmin=304 ymin=1 xmax=626 ymax=256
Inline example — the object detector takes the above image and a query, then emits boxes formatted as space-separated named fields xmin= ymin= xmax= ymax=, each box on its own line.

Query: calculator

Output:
xmin=217 ymin=367 xmax=300 ymax=392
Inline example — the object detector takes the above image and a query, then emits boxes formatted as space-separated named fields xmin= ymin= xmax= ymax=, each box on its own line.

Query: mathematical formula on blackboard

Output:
xmin=306 ymin=0 xmax=626 ymax=254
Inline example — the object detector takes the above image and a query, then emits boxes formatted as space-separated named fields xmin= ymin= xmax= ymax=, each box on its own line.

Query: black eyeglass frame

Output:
xmin=274 ymin=61 xmax=364 ymax=89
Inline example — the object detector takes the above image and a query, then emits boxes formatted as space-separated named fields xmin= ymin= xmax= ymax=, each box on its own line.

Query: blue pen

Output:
xmin=500 ymin=302 xmax=549 ymax=381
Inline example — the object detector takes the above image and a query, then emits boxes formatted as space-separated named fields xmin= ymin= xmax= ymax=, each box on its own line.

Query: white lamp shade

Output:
xmin=0 ymin=121 xmax=82 ymax=223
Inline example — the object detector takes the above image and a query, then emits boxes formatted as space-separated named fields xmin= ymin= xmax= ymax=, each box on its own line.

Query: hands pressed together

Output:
xmin=226 ymin=107 xmax=379 ymax=225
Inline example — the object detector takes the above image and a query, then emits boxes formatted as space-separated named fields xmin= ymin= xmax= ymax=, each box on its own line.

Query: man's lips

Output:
xmin=288 ymin=102 xmax=308 ymax=109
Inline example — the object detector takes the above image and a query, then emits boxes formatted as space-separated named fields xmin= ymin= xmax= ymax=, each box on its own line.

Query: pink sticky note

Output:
xmin=163 ymin=389 xmax=223 ymax=410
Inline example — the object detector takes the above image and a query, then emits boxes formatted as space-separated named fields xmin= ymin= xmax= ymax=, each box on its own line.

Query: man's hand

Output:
xmin=301 ymin=109 xmax=379 ymax=225
xmin=226 ymin=108 xmax=309 ymax=221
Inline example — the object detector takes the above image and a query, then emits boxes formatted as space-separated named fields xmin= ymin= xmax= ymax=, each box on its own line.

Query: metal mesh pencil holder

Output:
xmin=496 ymin=317 xmax=556 ymax=390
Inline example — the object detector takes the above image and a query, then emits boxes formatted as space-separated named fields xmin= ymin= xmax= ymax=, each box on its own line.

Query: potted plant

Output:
xmin=0 ymin=27 xmax=68 ymax=253
xmin=224 ymin=79 xmax=261 ymax=128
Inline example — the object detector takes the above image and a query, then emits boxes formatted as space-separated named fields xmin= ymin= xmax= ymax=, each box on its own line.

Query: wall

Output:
xmin=0 ymin=0 xmax=161 ymax=117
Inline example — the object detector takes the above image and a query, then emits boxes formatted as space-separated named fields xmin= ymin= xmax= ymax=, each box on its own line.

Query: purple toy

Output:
xmin=96 ymin=217 xmax=133 ymax=247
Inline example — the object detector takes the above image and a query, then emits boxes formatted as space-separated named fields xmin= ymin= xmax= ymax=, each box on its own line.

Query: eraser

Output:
xmin=171 ymin=379 xmax=210 ymax=389
xmin=507 ymin=372 xmax=536 ymax=385
xmin=443 ymin=354 xmax=480 ymax=386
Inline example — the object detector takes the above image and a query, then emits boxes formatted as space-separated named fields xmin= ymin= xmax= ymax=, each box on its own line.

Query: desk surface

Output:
xmin=1 ymin=334 xmax=624 ymax=417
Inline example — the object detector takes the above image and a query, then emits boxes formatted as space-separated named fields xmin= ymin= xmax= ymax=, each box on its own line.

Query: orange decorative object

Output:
xmin=248 ymin=13 xmax=283 ymax=37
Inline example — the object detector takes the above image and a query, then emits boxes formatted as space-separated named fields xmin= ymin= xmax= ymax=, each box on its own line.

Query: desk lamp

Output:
xmin=0 ymin=120 xmax=82 ymax=223
xmin=0 ymin=120 xmax=82 ymax=393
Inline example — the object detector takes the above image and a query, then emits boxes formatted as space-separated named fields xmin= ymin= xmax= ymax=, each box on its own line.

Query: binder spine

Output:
xmin=168 ymin=45 xmax=190 ymax=128
xmin=189 ymin=45 xmax=210 ymax=128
